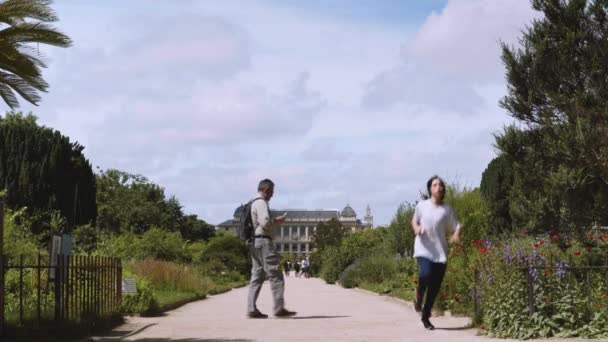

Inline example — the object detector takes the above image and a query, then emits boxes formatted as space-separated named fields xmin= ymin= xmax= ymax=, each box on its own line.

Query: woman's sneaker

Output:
xmin=421 ymin=318 xmax=435 ymax=330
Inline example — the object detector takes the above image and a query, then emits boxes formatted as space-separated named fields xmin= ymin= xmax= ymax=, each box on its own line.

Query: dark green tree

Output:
xmin=96 ymin=168 xmax=216 ymax=240
xmin=311 ymin=217 xmax=347 ymax=253
xmin=497 ymin=0 xmax=608 ymax=234
xmin=0 ymin=112 xmax=97 ymax=228
xmin=480 ymin=155 xmax=513 ymax=235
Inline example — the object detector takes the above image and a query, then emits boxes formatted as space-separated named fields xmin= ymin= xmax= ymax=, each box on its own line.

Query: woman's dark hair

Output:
xmin=426 ymin=175 xmax=446 ymax=201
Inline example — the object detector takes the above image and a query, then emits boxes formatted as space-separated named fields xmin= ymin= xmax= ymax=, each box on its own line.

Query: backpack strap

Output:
xmin=249 ymin=197 xmax=271 ymax=224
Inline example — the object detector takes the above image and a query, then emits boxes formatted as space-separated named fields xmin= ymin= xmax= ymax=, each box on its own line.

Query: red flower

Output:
xmin=597 ymin=225 xmax=602 ymax=230
xmin=574 ymin=251 xmax=581 ymax=256
xmin=534 ymin=243 xmax=540 ymax=249
xmin=586 ymin=247 xmax=593 ymax=253
xmin=479 ymin=247 xmax=489 ymax=255
xmin=603 ymin=234 xmax=608 ymax=240
xmin=519 ymin=230 xmax=526 ymax=236
xmin=548 ymin=231 xmax=557 ymax=237
xmin=540 ymin=240 xmax=545 ymax=244
xmin=545 ymin=269 xmax=552 ymax=276
xmin=544 ymin=297 xmax=551 ymax=303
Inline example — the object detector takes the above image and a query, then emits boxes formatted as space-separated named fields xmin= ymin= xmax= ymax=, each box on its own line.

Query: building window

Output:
xmin=299 ymin=226 xmax=305 ymax=238
xmin=300 ymin=244 xmax=306 ymax=252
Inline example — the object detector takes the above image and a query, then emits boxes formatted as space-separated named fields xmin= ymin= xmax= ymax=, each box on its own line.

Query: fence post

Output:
xmin=473 ymin=268 xmax=480 ymax=322
xmin=527 ymin=266 xmax=535 ymax=316
xmin=586 ymin=253 xmax=591 ymax=317
xmin=0 ymin=200 xmax=4 ymax=337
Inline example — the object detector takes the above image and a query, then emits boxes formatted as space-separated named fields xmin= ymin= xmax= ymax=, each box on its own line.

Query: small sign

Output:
xmin=122 ymin=278 xmax=137 ymax=295
xmin=49 ymin=234 xmax=62 ymax=280
xmin=61 ymin=233 xmax=72 ymax=255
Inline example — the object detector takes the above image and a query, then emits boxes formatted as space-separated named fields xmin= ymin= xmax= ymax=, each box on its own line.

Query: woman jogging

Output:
xmin=411 ymin=175 xmax=461 ymax=330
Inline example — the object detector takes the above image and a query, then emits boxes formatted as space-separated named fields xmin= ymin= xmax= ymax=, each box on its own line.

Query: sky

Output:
xmin=14 ymin=0 xmax=540 ymax=226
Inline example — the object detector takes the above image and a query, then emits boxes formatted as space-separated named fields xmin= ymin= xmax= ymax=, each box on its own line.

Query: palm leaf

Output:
xmin=0 ymin=70 xmax=42 ymax=105
xmin=0 ymin=0 xmax=57 ymax=26
xmin=0 ymin=0 xmax=69 ymax=108
xmin=0 ymin=22 xmax=71 ymax=47
xmin=0 ymin=81 xmax=19 ymax=108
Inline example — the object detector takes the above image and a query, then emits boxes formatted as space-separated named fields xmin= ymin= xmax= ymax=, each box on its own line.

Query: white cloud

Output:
xmin=362 ymin=0 xmax=538 ymax=112
xmin=14 ymin=0 xmax=538 ymax=226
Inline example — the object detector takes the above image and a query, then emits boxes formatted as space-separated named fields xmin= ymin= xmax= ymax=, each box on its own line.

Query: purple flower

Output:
xmin=556 ymin=259 xmax=568 ymax=279
xmin=503 ymin=245 xmax=513 ymax=265
xmin=469 ymin=288 xmax=482 ymax=300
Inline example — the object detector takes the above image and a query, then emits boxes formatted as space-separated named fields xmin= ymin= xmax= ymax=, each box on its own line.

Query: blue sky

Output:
xmin=13 ymin=0 xmax=539 ymax=226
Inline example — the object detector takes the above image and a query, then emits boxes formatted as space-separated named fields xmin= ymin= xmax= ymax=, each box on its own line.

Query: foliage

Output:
xmin=480 ymin=155 xmax=513 ymax=236
xmin=198 ymin=233 xmax=250 ymax=276
xmin=0 ymin=112 xmax=97 ymax=230
xmin=0 ymin=0 xmax=72 ymax=109
xmin=96 ymin=169 xmax=215 ymax=240
xmin=496 ymin=0 xmax=608 ymax=234
xmin=311 ymin=217 xmax=347 ymax=254
xmin=444 ymin=185 xmax=488 ymax=245
xmin=385 ymin=202 xmax=416 ymax=257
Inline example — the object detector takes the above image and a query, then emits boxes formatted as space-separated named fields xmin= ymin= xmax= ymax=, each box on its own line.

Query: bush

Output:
xmin=120 ymin=280 xmax=159 ymax=316
xmin=198 ymin=234 xmax=250 ymax=276
xmin=339 ymin=254 xmax=400 ymax=288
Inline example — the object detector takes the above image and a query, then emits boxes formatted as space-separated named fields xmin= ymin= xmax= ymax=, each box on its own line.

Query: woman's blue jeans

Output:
xmin=416 ymin=257 xmax=447 ymax=320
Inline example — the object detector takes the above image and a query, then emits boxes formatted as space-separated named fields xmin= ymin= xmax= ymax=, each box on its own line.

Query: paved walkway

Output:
xmin=89 ymin=276 xmax=599 ymax=342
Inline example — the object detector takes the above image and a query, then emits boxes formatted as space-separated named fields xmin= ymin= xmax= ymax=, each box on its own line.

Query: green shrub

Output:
xmin=198 ymin=234 xmax=250 ymax=276
xmin=121 ymin=280 xmax=159 ymax=316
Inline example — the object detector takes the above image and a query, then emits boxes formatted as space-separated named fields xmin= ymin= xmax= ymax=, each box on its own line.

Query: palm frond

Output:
xmin=0 ymin=70 xmax=43 ymax=106
xmin=0 ymin=81 xmax=19 ymax=109
xmin=0 ymin=22 xmax=71 ymax=47
xmin=0 ymin=0 xmax=57 ymax=26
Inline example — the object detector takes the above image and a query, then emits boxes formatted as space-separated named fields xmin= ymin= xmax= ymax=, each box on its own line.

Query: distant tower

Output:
xmin=363 ymin=205 xmax=373 ymax=229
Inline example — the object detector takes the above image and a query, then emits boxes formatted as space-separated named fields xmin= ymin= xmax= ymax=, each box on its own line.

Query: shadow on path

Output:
xmin=291 ymin=315 xmax=350 ymax=320
xmin=114 ymin=339 xmax=253 ymax=342
xmin=434 ymin=325 xmax=473 ymax=331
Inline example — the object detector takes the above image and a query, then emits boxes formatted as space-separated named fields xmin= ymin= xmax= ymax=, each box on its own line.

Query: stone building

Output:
xmin=217 ymin=204 xmax=373 ymax=257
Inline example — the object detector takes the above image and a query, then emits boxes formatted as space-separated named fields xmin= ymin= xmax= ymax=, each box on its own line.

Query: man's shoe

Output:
xmin=274 ymin=308 xmax=297 ymax=317
xmin=421 ymin=318 xmax=435 ymax=330
xmin=247 ymin=310 xmax=268 ymax=319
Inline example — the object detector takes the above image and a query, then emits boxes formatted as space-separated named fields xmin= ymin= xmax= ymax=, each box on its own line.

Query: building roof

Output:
xmin=271 ymin=209 xmax=339 ymax=220
xmin=340 ymin=204 xmax=357 ymax=218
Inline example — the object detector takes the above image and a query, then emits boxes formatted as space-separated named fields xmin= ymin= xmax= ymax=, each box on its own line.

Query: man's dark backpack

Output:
xmin=237 ymin=197 xmax=264 ymax=242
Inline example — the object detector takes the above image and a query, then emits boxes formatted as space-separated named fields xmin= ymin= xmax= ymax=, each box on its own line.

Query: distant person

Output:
xmin=283 ymin=260 xmax=291 ymax=276
xmin=411 ymin=175 xmax=461 ymax=330
xmin=301 ymin=258 xmax=309 ymax=278
xmin=294 ymin=259 xmax=301 ymax=277
xmin=247 ymin=179 xmax=296 ymax=319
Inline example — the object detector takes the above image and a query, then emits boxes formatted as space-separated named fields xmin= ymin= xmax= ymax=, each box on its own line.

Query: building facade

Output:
xmin=217 ymin=204 xmax=373 ymax=257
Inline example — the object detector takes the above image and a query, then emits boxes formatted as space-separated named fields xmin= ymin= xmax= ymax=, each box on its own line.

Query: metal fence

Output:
xmin=473 ymin=253 xmax=608 ymax=319
xmin=0 ymin=202 xmax=123 ymax=336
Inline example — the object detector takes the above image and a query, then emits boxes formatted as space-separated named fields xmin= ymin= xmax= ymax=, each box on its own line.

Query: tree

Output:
xmin=96 ymin=169 xmax=167 ymax=234
xmin=311 ymin=217 xmax=347 ymax=253
xmin=96 ymin=168 xmax=216 ymax=240
xmin=386 ymin=202 xmax=416 ymax=257
xmin=480 ymin=155 xmax=513 ymax=235
xmin=0 ymin=0 xmax=72 ymax=108
xmin=0 ymin=112 xmax=97 ymax=228
xmin=497 ymin=0 xmax=608 ymax=234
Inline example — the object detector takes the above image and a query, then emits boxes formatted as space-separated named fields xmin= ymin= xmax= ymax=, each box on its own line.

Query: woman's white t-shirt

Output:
xmin=413 ymin=199 xmax=461 ymax=263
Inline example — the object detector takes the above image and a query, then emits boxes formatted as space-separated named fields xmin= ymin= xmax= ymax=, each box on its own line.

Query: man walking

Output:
xmin=247 ymin=179 xmax=297 ymax=318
